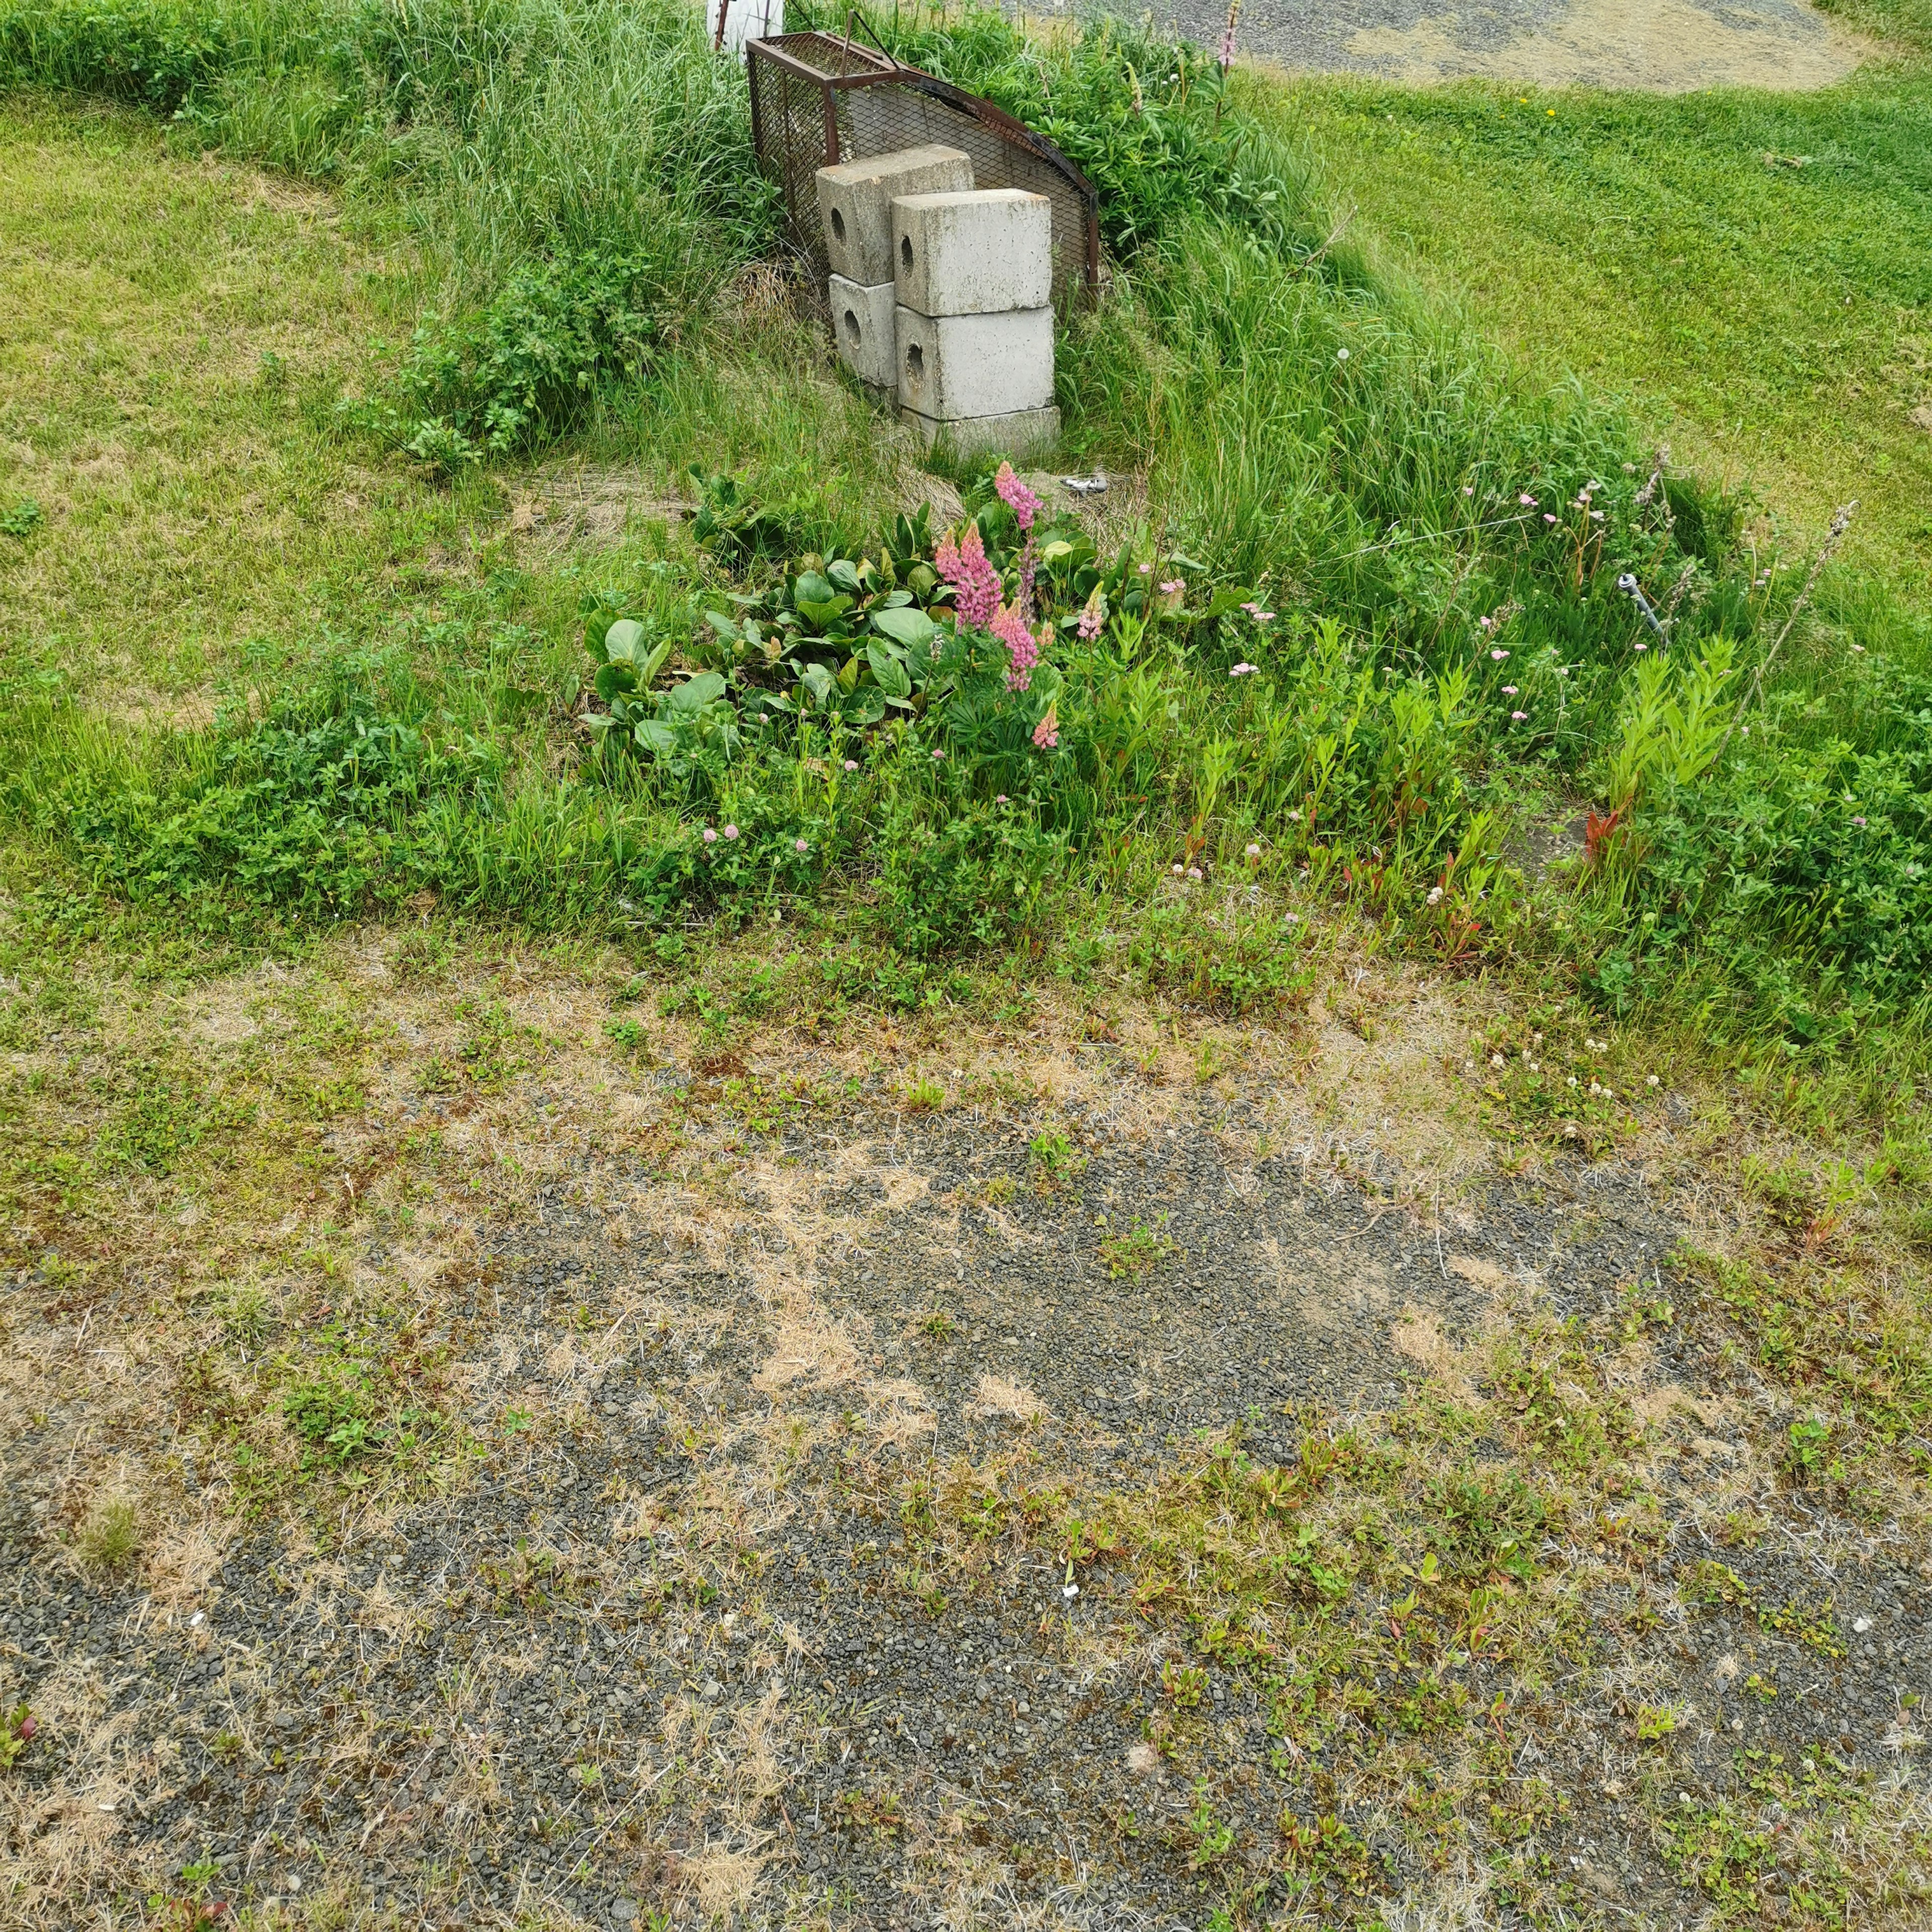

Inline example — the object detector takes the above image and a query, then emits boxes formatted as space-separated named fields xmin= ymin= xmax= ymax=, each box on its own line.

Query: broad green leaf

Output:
xmin=633 ymin=719 xmax=678 ymax=754
xmin=798 ymin=662 xmax=834 ymax=708
xmin=827 ymin=559 xmax=862 ymax=593
xmin=845 ymin=686 xmax=887 ymax=726
xmin=1038 ymin=540 xmax=1075 ymax=563
xmin=670 ymin=671 xmax=727 ymax=712
xmin=871 ymin=604 xmax=936 ymax=651
xmin=604 ymin=618 xmax=649 ymax=664
xmin=594 ymin=662 xmax=638 ymax=704
xmin=794 ymin=572 xmax=835 ymax=605
xmin=867 ymin=644 xmax=912 ymax=698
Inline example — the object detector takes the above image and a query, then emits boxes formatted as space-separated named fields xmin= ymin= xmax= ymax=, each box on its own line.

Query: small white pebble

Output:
xmin=1854 ymin=1616 xmax=1873 ymax=1634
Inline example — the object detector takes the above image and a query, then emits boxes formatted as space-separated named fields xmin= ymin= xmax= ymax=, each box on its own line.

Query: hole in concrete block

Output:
xmin=831 ymin=207 xmax=846 ymax=244
xmin=842 ymin=309 xmax=861 ymax=344
xmin=906 ymin=341 xmax=924 ymax=379
xmin=900 ymin=235 xmax=913 ymax=271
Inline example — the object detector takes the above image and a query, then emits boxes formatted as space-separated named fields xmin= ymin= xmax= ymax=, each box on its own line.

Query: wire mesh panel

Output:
xmin=748 ymin=29 xmax=1100 ymax=308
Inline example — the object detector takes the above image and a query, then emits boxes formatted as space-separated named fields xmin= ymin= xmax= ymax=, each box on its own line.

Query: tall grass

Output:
xmin=3 ymin=0 xmax=1927 ymax=1116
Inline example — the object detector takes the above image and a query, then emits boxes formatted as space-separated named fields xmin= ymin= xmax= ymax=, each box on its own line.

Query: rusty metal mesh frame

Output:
xmin=748 ymin=28 xmax=1101 ymax=308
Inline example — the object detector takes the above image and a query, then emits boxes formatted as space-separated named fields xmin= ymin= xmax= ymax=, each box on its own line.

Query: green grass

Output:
xmin=0 ymin=0 xmax=1927 ymax=1144
xmin=1272 ymin=63 xmax=1932 ymax=590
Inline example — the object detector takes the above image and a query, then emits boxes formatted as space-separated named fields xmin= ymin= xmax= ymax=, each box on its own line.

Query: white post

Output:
xmin=715 ymin=0 xmax=783 ymax=53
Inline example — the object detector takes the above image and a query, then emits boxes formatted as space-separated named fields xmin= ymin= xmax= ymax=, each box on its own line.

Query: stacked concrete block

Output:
xmin=817 ymin=146 xmax=972 ymax=392
xmin=890 ymin=187 xmax=1059 ymax=457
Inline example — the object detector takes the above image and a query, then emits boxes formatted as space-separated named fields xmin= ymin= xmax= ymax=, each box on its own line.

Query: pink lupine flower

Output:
xmin=1032 ymin=704 xmax=1059 ymax=751
xmin=1218 ymin=0 xmax=1241 ymax=71
xmin=934 ymin=522 xmax=1001 ymax=631
xmin=1077 ymin=585 xmax=1107 ymax=640
xmin=995 ymin=462 xmax=1042 ymax=534
xmin=991 ymin=601 xmax=1040 ymax=691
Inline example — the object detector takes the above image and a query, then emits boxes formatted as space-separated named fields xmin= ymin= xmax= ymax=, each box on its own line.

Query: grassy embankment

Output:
xmin=2 ymin=5 xmax=1930 ymax=1927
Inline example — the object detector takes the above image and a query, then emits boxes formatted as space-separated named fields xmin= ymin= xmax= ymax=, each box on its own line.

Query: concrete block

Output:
xmin=829 ymin=275 xmax=897 ymax=390
xmin=816 ymin=145 xmax=973 ymax=287
xmin=892 ymin=188 xmax=1052 ymax=316
xmin=900 ymin=405 xmax=1062 ymax=459
xmin=895 ymin=305 xmax=1054 ymax=422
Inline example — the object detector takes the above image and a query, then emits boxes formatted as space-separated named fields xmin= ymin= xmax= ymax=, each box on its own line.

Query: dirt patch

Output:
xmin=506 ymin=463 xmax=690 ymax=556
xmin=2 ymin=931 xmax=1927 ymax=1928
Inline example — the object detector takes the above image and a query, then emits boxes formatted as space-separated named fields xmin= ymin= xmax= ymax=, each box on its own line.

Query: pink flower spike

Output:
xmin=994 ymin=462 xmax=1042 ymax=533
xmin=991 ymin=600 xmax=1040 ymax=691
xmin=702 ymin=827 xmax=718 ymax=844
xmin=1077 ymin=584 xmax=1107 ymax=640
xmin=722 ymin=824 xmax=739 ymax=840
xmin=1032 ymin=703 xmax=1059 ymax=751
xmin=934 ymin=521 xmax=1001 ymax=631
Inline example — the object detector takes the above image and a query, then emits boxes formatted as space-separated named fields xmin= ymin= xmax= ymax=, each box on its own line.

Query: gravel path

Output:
xmin=1129 ymin=0 xmax=1863 ymax=91
xmin=7 ymin=1089 xmax=1925 ymax=1927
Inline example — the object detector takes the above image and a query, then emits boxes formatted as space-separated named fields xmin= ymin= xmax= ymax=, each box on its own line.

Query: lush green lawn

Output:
xmin=1268 ymin=58 xmax=1932 ymax=594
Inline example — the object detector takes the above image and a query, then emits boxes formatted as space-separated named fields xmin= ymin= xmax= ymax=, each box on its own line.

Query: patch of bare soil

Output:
xmin=2 ymin=936 xmax=1927 ymax=1929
